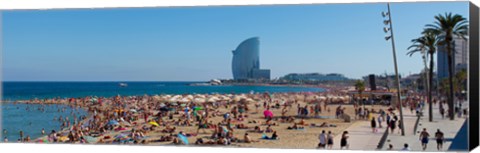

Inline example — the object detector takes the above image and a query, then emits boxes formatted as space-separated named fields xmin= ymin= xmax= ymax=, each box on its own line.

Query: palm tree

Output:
xmin=354 ymin=80 xmax=366 ymax=109
xmin=407 ymin=31 xmax=438 ymax=122
xmin=425 ymin=13 xmax=468 ymax=120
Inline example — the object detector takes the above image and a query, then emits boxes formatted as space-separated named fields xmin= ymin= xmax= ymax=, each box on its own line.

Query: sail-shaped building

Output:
xmin=231 ymin=37 xmax=270 ymax=80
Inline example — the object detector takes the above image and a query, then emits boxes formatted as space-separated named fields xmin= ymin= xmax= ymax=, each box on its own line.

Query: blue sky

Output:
xmin=1 ymin=2 xmax=469 ymax=81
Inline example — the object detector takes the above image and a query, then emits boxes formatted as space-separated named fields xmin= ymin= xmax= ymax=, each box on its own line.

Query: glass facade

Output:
xmin=231 ymin=37 xmax=270 ymax=80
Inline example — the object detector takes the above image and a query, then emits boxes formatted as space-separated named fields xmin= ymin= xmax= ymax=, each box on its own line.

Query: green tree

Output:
xmin=354 ymin=80 xmax=366 ymax=109
xmin=407 ymin=31 xmax=438 ymax=122
xmin=425 ymin=13 xmax=468 ymax=120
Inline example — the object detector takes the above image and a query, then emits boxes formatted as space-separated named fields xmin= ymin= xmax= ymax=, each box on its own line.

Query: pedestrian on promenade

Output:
xmin=419 ymin=128 xmax=430 ymax=151
xmin=327 ymin=131 xmax=334 ymax=149
xmin=389 ymin=119 xmax=396 ymax=134
xmin=318 ymin=130 xmax=326 ymax=149
xmin=371 ymin=117 xmax=377 ymax=133
xmin=435 ymin=129 xmax=445 ymax=150
xmin=377 ymin=116 xmax=383 ymax=128
xmin=440 ymin=107 xmax=445 ymax=119
xmin=386 ymin=114 xmax=391 ymax=127
xmin=397 ymin=119 xmax=403 ymax=134
xmin=340 ymin=131 xmax=349 ymax=150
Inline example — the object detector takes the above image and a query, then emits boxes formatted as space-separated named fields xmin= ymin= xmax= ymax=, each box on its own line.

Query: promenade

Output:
xmin=382 ymin=102 xmax=467 ymax=152
xmin=324 ymin=102 xmax=467 ymax=152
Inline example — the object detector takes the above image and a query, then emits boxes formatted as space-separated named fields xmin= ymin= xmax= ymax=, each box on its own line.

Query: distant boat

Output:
xmin=119 ymin=83 xmax=128 ymax=87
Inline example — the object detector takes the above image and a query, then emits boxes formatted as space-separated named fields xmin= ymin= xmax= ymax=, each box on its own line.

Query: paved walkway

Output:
xmin=329 ymin=115 xmax=386 ymax=150
xmin=382 ymin=102 xmax=467 ymax=152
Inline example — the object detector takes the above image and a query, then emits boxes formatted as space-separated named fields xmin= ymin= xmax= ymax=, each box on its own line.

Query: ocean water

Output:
xmin=1 ymin=82 xmax=324 ymax=142
xmin=2 ymin=82 xmax=324 ymax=101
xmin=1 ymin=103 xmax=87 ymax=142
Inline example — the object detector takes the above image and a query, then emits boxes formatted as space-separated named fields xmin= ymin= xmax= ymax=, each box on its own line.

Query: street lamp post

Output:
xmin=382 ymin=3 xmax=405 ymax=136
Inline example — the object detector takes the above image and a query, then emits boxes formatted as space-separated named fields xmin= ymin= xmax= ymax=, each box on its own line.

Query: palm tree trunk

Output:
xmin=428 ymin=51 xmax=434 ymax=122
xmin=447 ymin=41 xmax=455 ymax=120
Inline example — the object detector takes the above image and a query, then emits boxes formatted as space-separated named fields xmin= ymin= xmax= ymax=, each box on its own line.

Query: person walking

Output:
xmin=419 ymin=128 xmax=430 ymax=151
xmin=435 ymin=129 xmax=445 ymax=150
xmin=340 ymin=131 xmax=349 ymax=149
xmin=318 ymin=130 xmax=327 ymax=149
xmin=377 ymin=115 xmax=383 ymax=128
xmin=389 ymin=119 xmax=396 ymax=134
xmin=371 ymin=117 xmax=377 ymax=133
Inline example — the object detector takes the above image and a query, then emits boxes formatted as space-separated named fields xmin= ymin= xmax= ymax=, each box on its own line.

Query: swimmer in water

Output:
xmin=3 ymin=129 xmax=7 ymax=135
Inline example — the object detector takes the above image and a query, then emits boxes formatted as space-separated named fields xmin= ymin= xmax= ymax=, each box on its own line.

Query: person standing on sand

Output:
xmin=318 ymin=130 xmax=326 ymax=149
xmin=340 ymin=131 xmax=349 ymax=149
xmin=327 ymin=131 xmax=334 ymax=149
xmin=419 ymin=128 xmax=430 ymax=151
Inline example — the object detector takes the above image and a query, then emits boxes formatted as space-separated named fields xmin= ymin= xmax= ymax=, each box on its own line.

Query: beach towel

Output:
xmin=178 ymin=134 xmax=189 ymax=145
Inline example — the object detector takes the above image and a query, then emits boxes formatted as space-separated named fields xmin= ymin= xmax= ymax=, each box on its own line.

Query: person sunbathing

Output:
xmin=298 ymin=119 xmax=307 ymax=125
xmin=161 ymin=126 xmax=176 ymax=133
xmin=262 ymin=131 xmax=279 ymax=140
xmin=265 ymin=125 xmax=274 ymax=133
xmin=286 ymin=116 xmax=295 ymax=123
xmin=253 ymin=126 xmax=263 ymax=133
xmin=236 ymin=124 xmax=249 ymax=129
xmin=244 ymin=133 xmax=254 ymax=143
xmin=287 ymin=123 xmax=304 ymax=130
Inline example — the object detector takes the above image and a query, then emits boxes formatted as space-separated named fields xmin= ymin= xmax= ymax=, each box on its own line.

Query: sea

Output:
xmin=0 ymin=81 xmax=324 ymax=142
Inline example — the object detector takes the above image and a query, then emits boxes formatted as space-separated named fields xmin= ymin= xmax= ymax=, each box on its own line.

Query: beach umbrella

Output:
xmin=159 ymin=103 xmax=166 ymax=107
xmin=108 ymin=120 xmax=120 ymax=126
xmin=179 ymin=98 xmax=190 ymax=103
xmin=129 ymin=109 xmax=137 ymax=113
xmin=149 ymin=121 xmax=160 ymax=127
xmin=193 ymin=98 xmax=206 ymax=103
xmin=180 ymin=104 xmax=187 ymax=107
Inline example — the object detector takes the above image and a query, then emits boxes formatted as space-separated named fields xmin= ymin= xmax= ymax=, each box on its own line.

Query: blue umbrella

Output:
xmin=108 ymin=120 xmax=120 ymax=125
